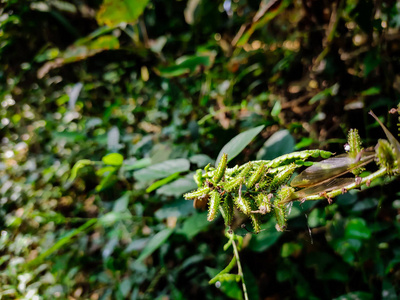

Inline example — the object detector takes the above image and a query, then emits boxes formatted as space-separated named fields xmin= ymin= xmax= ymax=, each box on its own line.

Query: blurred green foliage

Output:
xmin=1 ymin=0 xmax=400 ymax=299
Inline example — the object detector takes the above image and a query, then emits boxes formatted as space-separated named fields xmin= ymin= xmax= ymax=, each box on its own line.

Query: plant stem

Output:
xmin=231 ymin=233 xmax=249 ymax=300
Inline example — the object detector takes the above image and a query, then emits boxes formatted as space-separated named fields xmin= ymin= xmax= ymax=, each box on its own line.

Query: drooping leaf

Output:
xmin=309 ymin=83 xmax=339 ymax=104
xmin=37 ymin=35 xmax=120 ymax=78
xmin=69 ymin=159 xmax=94 ymax=182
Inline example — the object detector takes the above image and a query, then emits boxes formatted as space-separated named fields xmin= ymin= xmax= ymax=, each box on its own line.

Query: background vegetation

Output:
xmin=1 ymin=0 xmax=400 ymax=299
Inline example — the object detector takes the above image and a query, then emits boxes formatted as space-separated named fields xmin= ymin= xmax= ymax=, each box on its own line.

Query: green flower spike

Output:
xmin=212 ymin=153 xmax=228 ymax=184
xmin=207 ymin=190 xmax=221 ymax=221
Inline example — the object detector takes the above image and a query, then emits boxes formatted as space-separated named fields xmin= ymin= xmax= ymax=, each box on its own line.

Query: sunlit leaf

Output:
xmin=96 ymin=0 xmax=150 ymax=27
xmin=146 ymin=172 xmax=180 ymax=193
xmin=102 ymin=153 xmax=124 ymax=166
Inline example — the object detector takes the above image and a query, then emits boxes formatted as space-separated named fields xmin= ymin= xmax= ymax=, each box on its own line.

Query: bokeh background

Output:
xmin=1 ymin=0 xmax=400 ymax=299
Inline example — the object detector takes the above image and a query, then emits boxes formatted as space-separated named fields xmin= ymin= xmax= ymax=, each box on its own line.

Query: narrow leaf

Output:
xmin=146 ymin=172 xmax=180 ymax=193
xmin=28 ymin=219 xmax=97 ymax=267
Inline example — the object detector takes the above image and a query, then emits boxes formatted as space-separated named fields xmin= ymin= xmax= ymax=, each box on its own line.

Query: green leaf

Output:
xmin=63 ymin=35 xmax=120 ymax=64
xmin=157 ymin=54 xmax=215 ymax=78
xmin=27 ymin=219 xmax=97 ymax=267
xmin=119 ymin=278 xmax=132 ymax=298
xmin=307 ymin=208 xmax=326 ymax=228
xmin=206 ymin=268 xmax=243 ymax=300
xmin=146 ymin=172 xmax=180 ymax=193
xmin=309 ymin=83 xmax=339 ymax=104
xmin=295 ymin=137 xmax=314 ymax=150
xmin=123 ymin=157 xmax=152 ymax=170
xmin=211 ymin=273 xmax=241 ymax=283
xmin=208 ymin=257 xmax=237 ymax=284
xmin=136 ymin=228 xmax=174 ymax=263
xmin=102 ymin=153 xmax=124 ymax=166
xmin=38 ymin=34 xmax=120 ymax=78
xmin=113 ymin=192 xmax=131 ymax=212
xmin=256 ymin=129 xmax=295 ymax=160
xmin=361 ymin=86 xmax=381 ymax=96
xmin=100 ymin=212 xmax=131 ymax=227
xmin=352 ymin=197 xmax=378 ymax=212
xmin=189 ymin=154 xmax=213 ymax=167
xmin=133 ymin=159 xmax=190 ymax=182
xmin=271 ymin=100 xmax=281 ymax=117
xmin=363 ymin=48 xmax=381 ymax=76
xmin=218 ymin=280 xmax=243 ymax=300
xmin=216 ymin=125 xmax=265 ymax=166
xmin=248 ymin=220 xmax=282 ymax=252
xmin=53 ymin=131 xmax=86 ymax=142
xmin=69 ymin=159 xmax=94 ymax=182
xmin=95 ymin=167 xmax=117 ymax=191
xmin=155 ymin=200 xmax=194 ymax=220
xmin=281 ymin=242 xmax=302 ymax=258
xmin=345 ymin=218 xmax=371 ymax=240
xmin=156 ymin=174 xmax=198 ymax=197
xmin=180 ymin=211 xmax=209 ymax=239
xmin=96 ymin=0 xmax=150 ymax=27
